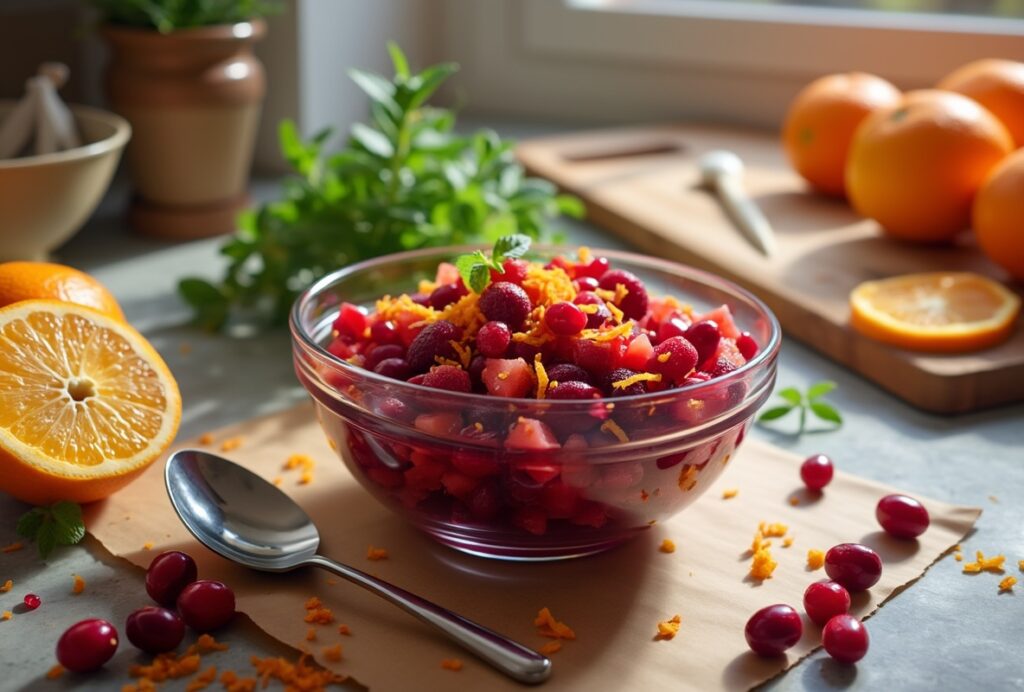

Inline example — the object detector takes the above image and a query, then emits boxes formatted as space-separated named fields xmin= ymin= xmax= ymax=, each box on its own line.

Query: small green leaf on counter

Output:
xmin=16 ymin=501 xmax=85 ymax=559
xmin=758 ymin=380 xmax=842 ymax=435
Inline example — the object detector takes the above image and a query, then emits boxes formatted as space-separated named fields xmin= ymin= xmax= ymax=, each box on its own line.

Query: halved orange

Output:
xmin=0 ymin=300 xmax=181 ymax=504
xmin=850 ymin=272 xmax=1021 ymax=353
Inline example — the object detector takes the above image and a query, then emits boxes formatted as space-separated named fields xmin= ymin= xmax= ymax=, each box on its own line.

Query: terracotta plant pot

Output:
xmin=103 ymin=20 xmax=266 ymax=239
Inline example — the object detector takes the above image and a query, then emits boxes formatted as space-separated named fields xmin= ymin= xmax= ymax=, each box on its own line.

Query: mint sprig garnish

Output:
xmin=758 ymin=381 xmax=843 ymax=434
xmin=16 ymin=501 xmax=85 ymax=559
xmin=455 ymin=234 xmax=532 ymax=293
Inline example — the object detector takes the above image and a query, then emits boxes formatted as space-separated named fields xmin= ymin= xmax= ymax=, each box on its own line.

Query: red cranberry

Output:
xmin=546 ymin=363 xmax=592 ymax=385
xmin=177 ymin=580 xmax=236 ymax=631
xmin=736 ymin=332 xmax=759 ymax=360
xmin=876 ymin=494 xmax=930 ymax=540
xmin=744 ymin=604 xmax=803 ymax=656
xmin=365 ymin=343 xmax=405 ymax=370
xmin=56 ymin=619 xmax=119 ymax=672
xmin=421 ymin=365 xmax=471 ymax=392
xmin=647 ymin=337 xmax=699 ymax=383
xmin=573 ymin=291 xmax=612 ymax=329
xmin=683 ymin=320 xmax=721 ymax=365
xmin=429 ymin=281 xmax=468 ymax=309
xmin=703 ymin=356 xmax=738 ymax=378
xmin=604 ymin=367 xmax=647 ymax=396
xmin=825 ymin=543 xmax=882 ymax=592
xmin=378 ymin=397 xmax=414 ymax=423
xmin=800 ymin=454 xmax=834 ymax=491
xmin=406 ymin=320 xmax=461 ymax=372
xmin=573 ymin=339 xmax=618 ymax=376
xmin=822 ymin=614 xmax=870 ymax=664
xmin=125 ymin=607 xmax=185 ymax=654
xmin=576 ymin=256 xmax=610 ymax=279
xmin=598 ymin=269 xmax=649 ymax=320
xmin=548 ymin=381 xmax=603 ymax=400
xmin=370 ymin=319 xmax=401 ymax=344
xmin=657 ymin=315 xmax=691 ymax=343
xmin=489 ymin=258 xmax=528 ymax=285
xmin=373 ymin=357 xmax=411 ymax=380
xmin=332 ymin=302 xmax=368 ymax=340
xmin=545 ymin=302 xmax=588 ymax=336
xmin=574 ymin=276 xmax=600 ymax=292
xmin=479 ymin=282 xmax=532 ymax=330
xmin=803 ymin=580 xmax=851 ymax=626
xmin=23 ymin=593 xmax=40 ymax=610
xmin=476 ymin=321 xmax=511 ymax=358
xmin=146 ymin=550 xmax=197 ymax=607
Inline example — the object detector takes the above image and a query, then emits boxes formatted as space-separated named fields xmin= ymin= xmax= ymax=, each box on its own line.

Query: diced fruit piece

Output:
xmin=332 ymin=302 xmax=368 ymax=340
xmin=647 ymin=336 xmax=699 ymax=383
xmin=744 ymin=604 xmax=802 ymax=657
xmin=435 ymin=261 xmax=460 ymax=285
xmin=480 ymin=281 xmax=532 ymax=330
xmin=146 ymin=551 xmax=198 ymax=607
xmin=696 ymin=305 xmax=741 ymax=339
xmin=414 ymin=413 xmax=463 ymax=437
xmin=441 ymin=471 xmax=479 ymax=501
xmin=452 ymin=450 xmax=500 ymax=478
xmin=575 ymin=276 xmax=599 ymax=292
xmin=467 ymin=479 xmax=502 ymax=520
xmin=822 ymin=614 xmax=870 ymax=664
xmin=622 ymin=333 xmax=653 ymax=370
xmin=541 ymin=481 xmax=579 ymax=518
xmin=126 ymin=607 xmax=185 ymax=654
xmin=803 ymin=580 xmax=851 ymax=626
xmin=599 ymin=269 xmax=649 ymax=320
xmin=370 ymin=319 xmax=401 ymax=344
xmin=573 ymin=338 xmax=619 ymax=376
xmin=406 ymin=320 xmax=462 ymax=373
xmin=477 ymin=321 xmax=512 ymax=358
xmin=876 ymin=494 xmax=930 ymax=539
xmin=481 ymin=358 xmax=533 ymax=398
xmin=421 ymin=365 xmax=471 ymax=393
xmin=56 ymin=619 xmax=119 ymax=672
xmin=800 ymin=454 xmax=834 ymax=491
xmin=506 ymin=418 xmax=560 ymax=451
xmin=545 ymin=302 xmax=588 ymax=336
xmin=512 ymin=506 xmax=548 ymax=535
xmin=825 ymin=543 xmax=882 ymax=592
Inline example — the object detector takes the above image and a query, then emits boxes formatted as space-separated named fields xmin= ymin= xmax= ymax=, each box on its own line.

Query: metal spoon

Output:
xmin=698 ymin=149 xmax=777 ymax=257
xmin=165 ymin=449 xmax=552 ymax=685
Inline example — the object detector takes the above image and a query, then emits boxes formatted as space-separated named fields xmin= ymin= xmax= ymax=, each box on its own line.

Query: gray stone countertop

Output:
xmin=1 ymin=174 xmax=1022 ymax=692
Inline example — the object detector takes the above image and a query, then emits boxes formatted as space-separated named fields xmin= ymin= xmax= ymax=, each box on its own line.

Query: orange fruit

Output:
xmin=0 ymin=261 xmax=125 ymax=321
xmin=0 ymin=300 xmax=181 ymax=504
xmin=846 ymin=90 xmax=1013 ymax=243
xmin=938 ymin=59 xmax=1024 ymax=149
xmin=974 ymin=148 xmax=1024 ymax=281
xmin=849 ymin=272 xmax=1020 ymax=352
xmin=782 ymin=72 xmax=901 ymax=197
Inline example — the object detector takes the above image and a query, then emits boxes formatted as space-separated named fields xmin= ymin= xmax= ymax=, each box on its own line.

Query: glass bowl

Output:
xmin=290 ymin=246 xmax=780 ymax=560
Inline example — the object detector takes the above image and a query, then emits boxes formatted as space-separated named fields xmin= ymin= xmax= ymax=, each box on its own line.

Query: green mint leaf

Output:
xmin=809 ymin=402 xmax=843 ymax=426
xmin=35 ymin=521 xmax=58 ymax=560
xmin=492 ymin=234 xmax=531 ymax=263
xmin=406 ymin=62 xmax=459 ymax=111
xmin=387 ymin=41 xmax=410 ymax=79
xmin=455 ymin=254 xmax=482 ymax=290
xmin=758 ymin=406 xmax=794 ymax=422
xmin=16 ymin=508 xmax=45 ymax=539
xmin=50 ymin=501 xmax=85 ymax=546
xmin=347 ymin=68 xmax=401 ymax=119
xmin=350 ymin=122 xmax=395 ymax=159
xmin=776 ymin=387 xmax=803 ymax=406
xmin=467 ymin=264 xmax=491 ymax=294
xmin=807 ymin=381 xmax=837 ymax=400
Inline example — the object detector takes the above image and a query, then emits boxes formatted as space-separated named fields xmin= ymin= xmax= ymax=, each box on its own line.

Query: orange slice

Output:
xmin=849 ymin=272 xmax=1021 ymax=352
xmin=0 ymin=300 xmax=181 ymax=504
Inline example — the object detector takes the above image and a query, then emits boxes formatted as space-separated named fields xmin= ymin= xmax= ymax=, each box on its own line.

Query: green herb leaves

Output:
xmin=455 ymin=234 xmax=531 ymax=293
xmin=92 ymin=0 xmax=281 ymax=33
xmin=179 ymin=42 xmax=581 ymax=330
xmin=16 ymin=501 xmax=85 ymax=559
xmin=759 ymin=381 xmax=843 ymax=434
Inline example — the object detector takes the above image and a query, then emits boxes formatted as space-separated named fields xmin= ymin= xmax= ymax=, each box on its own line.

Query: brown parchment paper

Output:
xmin=86 ymin=403 xmax=980 ymax=691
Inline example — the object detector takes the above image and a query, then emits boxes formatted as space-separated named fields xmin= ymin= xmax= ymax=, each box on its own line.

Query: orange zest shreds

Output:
xmin=250 ymin=654 xmax=347 ymax=689
xmin=963 ymin=551 xmax=1006 ymax=573
xmin=538 ymin=641 xmax=562 ymax=655
xmin=783 ymin=537 xmax=794 ymax=548
xmin=600 ymin=419 xmax=630 ymax=443
xmin=220 ymin=670 xmax=257 ymax=692
xmin=285 ymin=453 xmax=316 ymax=471
xmin=434 ymin=356 xmax=462 ymax=368
xmin=187 ymin=634 xmax=229 ymax=655
xmin=322 ymin=644 xmax=343 ymax=662
xmin=220 ymin=436 xmax=243 ymax=452
xmin=304 ymin=596 xmax=322 ymax=610
xmin=338 ymin=624 xmax=352 ymax=636
xmin=305 ymin=628 xmax=317 ymax=641
xmin=523 ymin=263 xmax=576 ymax=305
xmin=534 ymin=607 xmax=576 ymax=640
xmin=185 ymin=666 xmax=217 ymax=692
xmin=581 ymin=320 xmax=634 ymax=343
xmin=46 ymin=664 xmax=64 ymax=679
xmin=417 ymin=279 xmax=437 ymax=295
xmin=441 ymin=659 xmax=464 ymax=672
xmin=594 ymin=288 xmax=616 ymax=302
xmin=722 ymin=488 xmax=739 ymax=500
xmin=678 ymin=465 xmax=698 ymax=492
xmin=1 ymin=611 xmax=11 ymax=620
xmin=72 ymin=574 xmax=85 ymax=594
xmin=750 ymin=549 xmax=777 ymax=580
xmin=450 ymin=340 xmax=472 ymax=369
xmin=955 ymin=553 xmax=963 ymax=561
xmin=605 ymin=299 xmax=624 ymax=324
xmin=143 ymin=542 xmax=154 ymax=551
xmin=657 ymin=352 xmax=671 ymax=364
xmin=198 ymin=433 xmax=214 ymax=445
xmin=299 ymin=470 xmax=314 ymax=485
xmin=578 ymin=246 xmax=593 ymax=264
xmin=534 ymin=356 xmax=549 ymax=399
xmin=807 ymin=549 xmax=826 ymax=570
xmin=273 ymin=477 xmax=283 ymax=486
xmin=659 ymin=539 xmax=676 ymax=554
xmin=759 ymin=521 xmax=788 ymax=538
xmin=612 ymin=372 xmax=662 ymax=390
xmin=1019 ymin=560 xmax=1024 ymax=572
xmin=1 ymin=542 xmax=23 ymax=553
xmin=577 ymin=303 xmax=599 ymax=314
xmin=0 ymin=579 xmax=11 ymax=592
xmin=130 ymin=652 xmax=202 ymax=682
xmin=375 ymin=294 xmax=435 ymax=325
xmin=640 ymin=489 xmax=650 ymax=502
xmin=789 ymin=496 xmax=800 ymax=506
xmin=497 ymin=371 xmax=510 ymax=380
xmin=367 ymin=545 xmax=389 ymax=561
xmin=750 ymin=532 xmax=771 ymax=554
xmin=999 ymin=576 xmax=1017 ymax=592
xmin=655 ymin=614 xmax=682 ymax=640
xmin=304 ymin=607 xmax=335 ymax=624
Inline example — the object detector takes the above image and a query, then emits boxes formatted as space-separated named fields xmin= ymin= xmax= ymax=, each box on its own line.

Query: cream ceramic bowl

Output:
xmin=0 ymin=101 xmax=130 ymax=261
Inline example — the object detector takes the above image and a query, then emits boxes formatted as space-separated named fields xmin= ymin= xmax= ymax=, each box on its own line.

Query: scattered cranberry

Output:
xmin=421 ymin=365 xmax=471 ymax=393
xmin=364 ymin=343 xmax=405 ymax=370
xmin=479 ymin=281 xmax=532 ymax=330
xmin=703 ymin=356 xmax=738 ymax=378
xmin=545 ymin=363 xmax=592 ymax=385
xmin=573 ymin=291 xmax=612 ymax=329
xmin=800 ymin=454 xmax=834 ymax=491
xmin=56 ymin=619 xmax=118 ymax=672
xmin=744 ymin=604 xmax=803 ymax=656
xmin=657 ymin=315 xmax=690 ymax=342
xmin=177 ymin=580 xmax=236 ymax=632
xmin=574 ymin=276 xmax=600 ymax=292
xmin=405 ymin=320 xmax=461 ymax=373
xmin=23 ymin=593 xmax=40 ymax=610
xmin=369 ymin=319 xmax=401 ymax=344
xmin=736 ymin=332 xmax=759 ymax=360
xmin=428 ymin=282 xmax=468 ymax=310
xmin=125 ymin=607 xmax=185 ymax=654
xmin=476 ymin=321 xmax=511 ymax=358
xmin=146 ymin=550 xmax=197 ymax=607
xmin=647 ymin=336 xmax=699 ymax=383
xmin=545 ymin=302 xmax=588 ymax=336
xmin=876 ymin=494 xmax=930 ymax=539
xmin=825 ymin=543 xmax=882 ymax=592
xmin=332 ymin=302 xmax=367 ymax=340
xmin=683 ymin=320 xmax=721 ymax=365
xmin=822 ymin=614 xmax=870 ymax=664
xmin=598 ymin=269 xmax=649 ymax=320
xmin=803 ymin=580 xmax=851 ymax=626
xmin=489 ymin=258 xmax=528 ymax=285
xmin=576 ymin=256 xmax=610 ymax=279
xmin=373 ymin=357 xmax=411 ymax=380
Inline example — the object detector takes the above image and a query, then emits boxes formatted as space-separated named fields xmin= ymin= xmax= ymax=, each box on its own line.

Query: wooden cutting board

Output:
xmin=517 ymin=124 xmax=1024 ymax=414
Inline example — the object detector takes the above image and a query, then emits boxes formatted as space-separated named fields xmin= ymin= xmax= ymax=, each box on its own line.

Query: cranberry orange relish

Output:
xmin=291 ymin=238 xmax=780 ymax=559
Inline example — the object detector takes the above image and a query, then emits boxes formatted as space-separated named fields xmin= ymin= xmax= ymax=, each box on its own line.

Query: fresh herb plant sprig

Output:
xmin=758 ymin=381 xmax=843 ymax=434
xmin=92 ymin=0 xmax=280 ymax=33
xmin=16 ymin=501 xmax=85 ymax=559
xmin=179 ymin=43 xmax=582 ymax=330
xmin=455 ymin=234 xmax=531 ymax=293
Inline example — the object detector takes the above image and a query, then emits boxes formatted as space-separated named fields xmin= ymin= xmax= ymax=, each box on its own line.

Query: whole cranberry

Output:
xmin=421 ymin=365 xmax=471 ymax=392
xmin=428 ymin=281 xmax=468 ymax=310
xmin=576 ymin=256 xmax=610 ymax=279
xmin=657 ymin=315 xmax=691 ymax=343
xmin=479 ymin=282 xmax=532 ymax=330
xmin=545 ymin=363 xmax=592 ymax=385
xmin=146 ymin=551 xmax=198 ymax=606
xmin=56 ymin=619 xmax=119 ymax=672
xmin=177 ymin=580 xmax=236 ymax=631
xmin=476 ymin=321 xmax=512 ymax=358
xmin=683 ymin=320 xmax=721 ymax=365
xmin=825 ymin=543 xmax=882 ymax=592
xmin=373 ymin=357 xmax=411 ymax=380
xmin=545 ymin=302 xmax=588 ymax=336
xmin=126 ymin=607 xmax=185 ymax=654
xmin=800 ymin=454 xmax=834 ymax=491
xmin=574 ymin=276 xmax=600 ymax=292
xmin=803 ymin=580 xmax=851 ymax=626
xmin=489 ymin=258 xmax=528 ymax=285
xmin=598 ymin=269 xmax=649 ymax=320
xmin=364 ymin=343 xmax=405 ymax=370
xmin=876 ymin=494 xmax=930 ymax=539
xmin=369 ymin=319 xmax=401 ymax=345
xmin=405 ymin=320 xmax=462 ymax=373
xmin=744 ymin=604 xmax=803 ymax=656
xmin=647 ymin=336 xmax=699 ymax=383
xmin=822 ymin=614 xmax=870 ymax=664
xmin=736 ymin=332 xmax=759 ymax=360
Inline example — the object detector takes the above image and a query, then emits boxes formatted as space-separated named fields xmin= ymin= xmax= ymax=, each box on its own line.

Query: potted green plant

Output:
xmin=92 ymin=0 xmax=278 ymax=238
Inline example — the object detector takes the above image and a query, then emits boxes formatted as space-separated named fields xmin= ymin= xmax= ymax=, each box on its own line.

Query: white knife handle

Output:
xmin=717 ymin=175 xmax=777 ymax=257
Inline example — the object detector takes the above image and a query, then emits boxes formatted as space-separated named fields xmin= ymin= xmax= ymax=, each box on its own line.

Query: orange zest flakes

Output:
xmin=250 ymin=654 xmax=347 ymax=689
xmin=605 ymin=299 xmax=625 ymax=324
xmin=577 ymin=303 xmax=599 ymax=314
xmin=197 ymin=433 xmax=214 ymax=445
xmin=219 ymin=436 xmax=243 ymax=452
xmin=285 ymin=453 xmax=315 ymax=470
xmin=534 ymin=607 xmax=576 ymax=640
xmin=185 ymin=666 xmax=217 ymax=692
xmin=322 ymin=644 xmax=343 ymax=662
xmin=304 ymin=596 xmax=322 ymax=610
xmin=999 ymin=576 xmax=1017 ymax=592
xmin=750 ymin=531 xmax=770 ymax=553
xmin=338 ymin=624 xmax=351 ymax=636
xmin=722 ymin=488 xmax=739 ymax=500
xmin=450 ymin=340 xmax=472 ymax=369
xmin=538 ymin=641 xmax=562 ymax=655
xmin=600 ymin=419 xmax=630 ymax=443
xmin=655 ymin=614 xmax=682 ymax=640
xmin=497 ymin=371 xmax=510 ymax=380
xmin=789 ymin=496 xmax=801 ymax=506
xmin=955 ymin=553 xmax=963 ymax=562
xmin=143 ymin=542 xmax=155 ymax=551
xmin=750 ymin=548 xmax=777 ymax=580
xmin=580 ymin=320 xmax=634 ymax=343
xmin=46 ymin=664 xmax=64 ymax=679
xmin=72 ymin=574 xmax=86 ymax=594
xmin=299 ymin=470 xmax=314 ymax=485
xmin=578 ymin=246 xmax=593 ymax=264
xmin=1019 ymin=559 xmax=1024 ymax=572
xmin=759 ymin=521 xmax=788 ymax=538
xmin=1 ymin=542 xmax=23 ymax=553
xmin=304 ymin=607 xmax=334 ymax=625
xmin=534 ymin=355 xmax=549 ymax=399
xmin=273 ymin=477 xmax=283 ymax=486
xmin=782 ymin=537 xmax=794 ymax=548
xmin=130 ymin=652 xmax=202 ymax=682
xmin=441 ymin=658 xmax=464 ymax=672
xmin=1 ymin=611 xmax=11 ymax=621
xmin=678 ymin=465 xmax=698 ymax=492
xmin=220 ymin=670 xmax=257 ymax=692
xmin=367 ymin=546 xmax=389 ymax=561
xmin=611 ymin=372 xmax=662 ymax=390
xmin=187 ymin=634 xmax=229 ymax=654
xmin=807 ymin=549 xmax=826 ymax=570
xmin=305 ymin=628 xmax=317 ymax=642
xmin=659 ymin=539 xmax=676 ymax=554
xmin=0 ymin=579 xmax=11 ymax=592
xmin=963 ymin=551 xmax=1006 ymax=574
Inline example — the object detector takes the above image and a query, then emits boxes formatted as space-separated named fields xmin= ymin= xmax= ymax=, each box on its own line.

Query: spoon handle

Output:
xmin=306 ymin=554 xmax=552 ymax=684
xmin=716 ymin=175 xmax=777 ymax=257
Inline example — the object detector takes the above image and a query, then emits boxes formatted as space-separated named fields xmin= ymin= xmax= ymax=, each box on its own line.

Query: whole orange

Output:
xmin=938 ymin=59 xmax=1024 ymax=149
xmin=0 ymin=261 xmax=125 ymax=320
xmin=846 ymin=90 xmax=1013 ymax=243
xmin=782 ymin=72 xmax=901 ymax=197
xmin=973 ymin=148 xmax=1024 ymax=281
